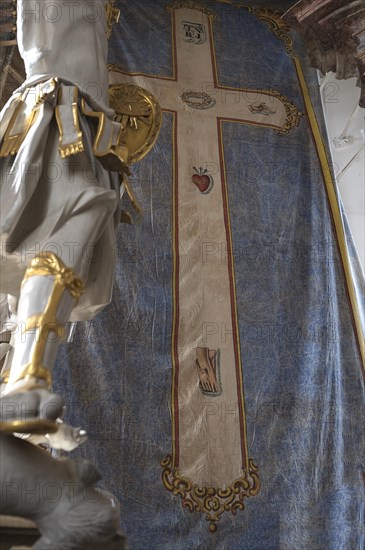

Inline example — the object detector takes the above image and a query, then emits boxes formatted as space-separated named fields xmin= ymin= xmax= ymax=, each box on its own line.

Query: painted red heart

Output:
xmin=192 ymin=174 xmax=211 ymax=193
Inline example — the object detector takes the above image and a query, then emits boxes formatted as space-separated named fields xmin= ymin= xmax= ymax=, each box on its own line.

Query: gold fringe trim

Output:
xmin=58 ymin=139 xmax=85 ymax=159
xmin=55 ymin=87 xmax=85 ymax=159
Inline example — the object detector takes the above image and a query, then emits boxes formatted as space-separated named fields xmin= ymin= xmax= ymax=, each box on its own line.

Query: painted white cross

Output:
xmin=110 ymin=6 xmax=296 ymax=488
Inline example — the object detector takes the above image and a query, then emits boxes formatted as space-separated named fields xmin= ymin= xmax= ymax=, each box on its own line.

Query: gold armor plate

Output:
xmin=109 ymin=83 xmax=162 ymax=165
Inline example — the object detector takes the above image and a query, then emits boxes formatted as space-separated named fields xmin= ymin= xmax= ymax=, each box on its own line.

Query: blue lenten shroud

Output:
xmin=55 ymin=2 xmax=365 ymax=548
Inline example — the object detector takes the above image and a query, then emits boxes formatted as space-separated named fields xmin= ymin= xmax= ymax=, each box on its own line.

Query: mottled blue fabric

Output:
xmin=55 ymin=1 xmax=365 ymax=548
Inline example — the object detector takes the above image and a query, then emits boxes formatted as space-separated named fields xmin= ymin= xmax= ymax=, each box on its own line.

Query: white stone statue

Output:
xmin=1 ymin=432 xmax=128 ymax=549
xmin=0 ymin=1 xmax=131 ymax=546
xmin=0 ymin=0 xmax=127 ymax=430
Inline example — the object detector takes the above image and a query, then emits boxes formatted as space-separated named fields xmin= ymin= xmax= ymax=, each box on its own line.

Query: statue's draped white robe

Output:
xmin=0 ymin=0 xmax=120 ymax=321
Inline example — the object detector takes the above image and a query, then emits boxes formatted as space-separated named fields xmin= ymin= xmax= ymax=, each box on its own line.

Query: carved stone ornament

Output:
xmin=283 ymin=0 xmax=365 ymax=107
xmin=0 ymin=432 xmax=127 ymax=549
xmin=0 ymin=0 xmax=17 ymax=46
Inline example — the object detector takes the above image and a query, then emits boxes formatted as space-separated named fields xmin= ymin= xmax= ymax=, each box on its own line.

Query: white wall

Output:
xmin=320 ymin=75 xmax=365 ymax=272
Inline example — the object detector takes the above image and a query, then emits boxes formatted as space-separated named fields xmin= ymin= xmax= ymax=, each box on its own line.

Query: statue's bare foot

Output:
xmin=0 ymin=388 xmax=64 ymax=435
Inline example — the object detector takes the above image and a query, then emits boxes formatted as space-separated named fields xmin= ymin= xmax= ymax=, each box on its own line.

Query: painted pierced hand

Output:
xmin=196 ymin=347 xmax=219 ymax=393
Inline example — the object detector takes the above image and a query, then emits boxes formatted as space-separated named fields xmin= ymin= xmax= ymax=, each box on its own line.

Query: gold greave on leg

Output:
xmin=9 ymin=252 xmax=85 ymax=388
xmin=0 ymin=252 xmax=84 ymax=434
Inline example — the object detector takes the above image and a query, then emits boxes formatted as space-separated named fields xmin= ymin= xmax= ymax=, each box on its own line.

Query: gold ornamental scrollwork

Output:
xmin=215 ymin=2 xmax=293 ymax=54
xmin=271 ymin=90 xmax=304 ymax=134
xmin=161 ymin=455 xmax=260 ymax=533
xmin=109 ymin=83 xmax=162 ymax=164
xmin=241 ymin=6 xmax=293 ymax=54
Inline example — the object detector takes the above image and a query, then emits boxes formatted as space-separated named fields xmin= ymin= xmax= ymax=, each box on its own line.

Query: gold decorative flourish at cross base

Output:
xmin=161 ymin=455 xmax=260 ymax=533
